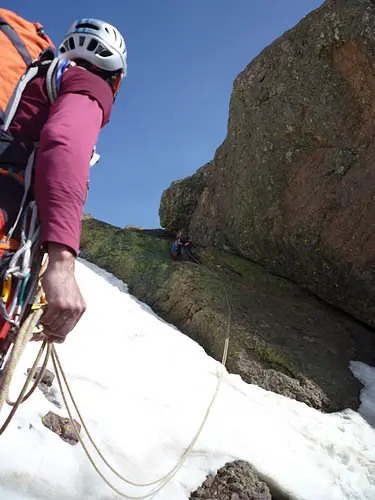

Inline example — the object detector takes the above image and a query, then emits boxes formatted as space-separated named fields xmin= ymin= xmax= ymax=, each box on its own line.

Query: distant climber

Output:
xmin=171 ymin=229 xmax=200 ymax=261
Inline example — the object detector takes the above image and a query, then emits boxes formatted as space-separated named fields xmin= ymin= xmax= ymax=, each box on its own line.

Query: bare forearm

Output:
xmin=47 ymin=242 xmax=76 ymax=268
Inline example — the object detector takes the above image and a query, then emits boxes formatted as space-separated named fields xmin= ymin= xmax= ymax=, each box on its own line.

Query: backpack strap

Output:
xmin=45 ymin=57 xmax=61 ymax=104
xmin=0 ymin=15 xmax=32 ymax=67
xmin=1 ymin=48 xmax=55 ymax=132
xmin=45 ymin=56 xmax=74 ymax=106
xmin=2 ymin=66 xmax=40 ymax=132
xmin=3 ymin=54 xmax=101 ymax=167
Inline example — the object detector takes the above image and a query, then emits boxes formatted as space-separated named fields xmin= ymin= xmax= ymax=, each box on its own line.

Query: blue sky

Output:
xmin=8 ymin=0 xmax=322 ymax=229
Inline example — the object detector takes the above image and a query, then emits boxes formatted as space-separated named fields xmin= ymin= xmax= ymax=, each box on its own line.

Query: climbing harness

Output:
xmin=0 ymin=34 xmax=52 ymax=419
xmin=0 ymin=202 xmax=44 ymax=369
xmin=0 ymin=243 xmax=232 ymax=499
xmin=0 ymin=206 xmax=47 ymax=420
xmin=0 ymin=287 xmax=49 ymax=431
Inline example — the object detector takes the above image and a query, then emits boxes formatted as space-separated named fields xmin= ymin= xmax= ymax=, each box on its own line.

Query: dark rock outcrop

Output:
xmin=27 ymin=367 xmax=54 ymax=388
xmin=190 ymin=461 xmax=272 ymax=500
xmin=80 ymin=218 xmax=375 ymax=412
xmin=159 ymin=0 xmax=375 ymax=329
xmin=27 ymin=367 xmax=62 ymax=408
xmin=42 ymin=411 xmax=81 ymax=445
xmin=159 ymin=163 xmax=213 ymax=232
xmin=124 ymin=226 xmax=176 ymax=239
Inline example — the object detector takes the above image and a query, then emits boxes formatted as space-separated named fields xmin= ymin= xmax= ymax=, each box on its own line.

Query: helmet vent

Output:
xmin=79 ymin=36 xmax=85 ymax=46
xmin=94 ymin=43 xmax=107 ymax=55
xmin=76 ymin=22 xmax=99 ymax=30
xmin=68 ymin=37 xmax=75 ymax=50
xmin=99 ymin=49 xmax=112 ymax=57
xmin=87 ymin=39 xmax=99 ymax=51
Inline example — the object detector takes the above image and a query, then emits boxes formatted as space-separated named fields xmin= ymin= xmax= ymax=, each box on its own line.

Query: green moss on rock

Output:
xmin=80 ymin=217 xmax=375 ymax=412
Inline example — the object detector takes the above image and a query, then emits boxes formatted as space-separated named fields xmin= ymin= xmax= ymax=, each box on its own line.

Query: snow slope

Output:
xmin=0 ymin=259 xmax=374 ymax=500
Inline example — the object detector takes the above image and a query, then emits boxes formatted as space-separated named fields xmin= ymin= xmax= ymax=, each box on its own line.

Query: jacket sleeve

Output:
xmin=34 ymin=92 xmax=103 ymax=255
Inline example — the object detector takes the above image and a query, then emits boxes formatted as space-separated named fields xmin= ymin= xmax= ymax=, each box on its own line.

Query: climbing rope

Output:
xmin=0 ymin=245 xmax=232 ymax=499
xmin=0 ymin=282 xmax=49 ymax=432
xmin=46 ymin=244 xmax=232 ymax=498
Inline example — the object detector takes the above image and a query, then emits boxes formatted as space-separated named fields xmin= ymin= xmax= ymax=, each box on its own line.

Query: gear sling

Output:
xmin=0 ymin=10 xmax=54 ymax=369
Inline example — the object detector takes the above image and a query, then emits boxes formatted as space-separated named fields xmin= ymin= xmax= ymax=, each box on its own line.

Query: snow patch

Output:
xmin=350 ymin=361 xmax=375 ymax=427
xmin=0 ymin=259 xmax=374 ymax=500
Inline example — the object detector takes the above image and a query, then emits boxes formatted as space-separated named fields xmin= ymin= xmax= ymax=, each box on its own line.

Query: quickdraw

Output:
xmin=0 ymin=198 xmax=44 ymax=371
xmin=0 ymin=254 xmax=45 ymax=369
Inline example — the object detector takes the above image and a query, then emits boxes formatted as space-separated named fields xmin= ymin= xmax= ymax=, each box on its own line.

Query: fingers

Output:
xmin=40 ymin=309 xmax=60 ymax=330
xmin=39 ymin=251 xmax=87 ymax=344
xmin=42 ymin=300 xmax=86 ymax=343
xmin=42 ymin=305 xmax=72 ymax=332
xmin=43 ymin=330 xmax=70 ymax=344
xmin=42 ymin=310 xmax=73 ymax=338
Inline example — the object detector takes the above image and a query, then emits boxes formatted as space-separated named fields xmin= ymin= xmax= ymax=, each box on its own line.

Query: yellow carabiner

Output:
xmin=32 ymin=324 xmax=44 ymax=335
xmin=1 ymin=275 xmax=12 ymax=303
xmin=31 ymin=292 xmax=48 ymax=310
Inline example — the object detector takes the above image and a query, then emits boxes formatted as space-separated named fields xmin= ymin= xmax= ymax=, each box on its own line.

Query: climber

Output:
xmin=172 ymin=229 xmax=200 ymax=261
xmin=0 ymin=16 xmax=127 ymax=345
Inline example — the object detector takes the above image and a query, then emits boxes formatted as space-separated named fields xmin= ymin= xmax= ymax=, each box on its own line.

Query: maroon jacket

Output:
xmin=9 ymin=65 xmax=114 ymax=255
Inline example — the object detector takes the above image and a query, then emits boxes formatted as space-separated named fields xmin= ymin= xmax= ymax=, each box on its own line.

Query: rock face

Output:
xmin=159 ymin=163 xmax=213 ymax=232
xmin=159 ymin=0 xmax=375 ymax=329
xmin=190 ymin=461 xmax=272 ymax=500
xmin=80 ymin=218 xmax=375 ymax=412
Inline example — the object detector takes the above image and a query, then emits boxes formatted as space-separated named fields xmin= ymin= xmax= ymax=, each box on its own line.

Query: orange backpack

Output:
xmin=0 ymin=9 xmax=54 ymax=124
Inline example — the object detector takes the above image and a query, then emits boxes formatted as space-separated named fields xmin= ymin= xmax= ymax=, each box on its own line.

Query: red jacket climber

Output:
xmin=6 ymin=18 xmax=127 ymax=343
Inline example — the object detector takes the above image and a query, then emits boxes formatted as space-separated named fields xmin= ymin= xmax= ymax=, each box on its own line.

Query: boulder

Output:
xmin=159 ymin=163 xmax=213 ymax=232
xmin=42 ymin=411 xmax=81 ymax=445
xmin=27 ymin=367 xmax=54 ymax=388
xmin=190 ymin=461 xmax=272 ymax=500
xmin=160 ymin=0 xmax=375 ymax=328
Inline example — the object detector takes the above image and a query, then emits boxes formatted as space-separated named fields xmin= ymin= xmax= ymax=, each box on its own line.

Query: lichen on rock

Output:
xmin=80 ymin=218 xmax=375 ymax=413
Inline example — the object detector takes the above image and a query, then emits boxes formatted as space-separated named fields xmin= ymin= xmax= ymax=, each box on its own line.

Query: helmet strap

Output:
xmin=110 ymin=72 xmax=124 ymax=97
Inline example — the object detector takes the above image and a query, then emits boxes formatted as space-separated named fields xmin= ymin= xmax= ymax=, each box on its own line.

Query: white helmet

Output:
xmin=58 ymin=18 xmax=127 ymax=75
